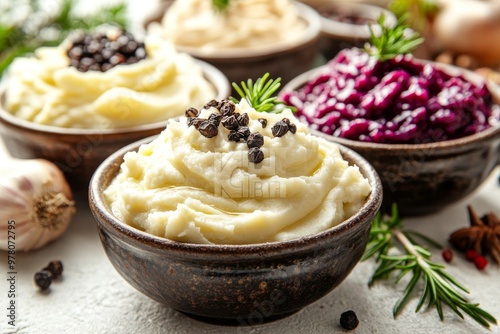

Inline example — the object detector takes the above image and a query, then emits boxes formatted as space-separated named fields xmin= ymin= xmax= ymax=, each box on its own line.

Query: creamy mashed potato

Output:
xmin=104 ymin=100 xmax=371 ymax=244
xmin=3 ymin=35 xmax=216 ymax=129
xmin=149 ymin=0 xmax=307 ymax=51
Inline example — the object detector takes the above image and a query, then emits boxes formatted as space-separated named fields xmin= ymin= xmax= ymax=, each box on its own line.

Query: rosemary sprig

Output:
xmin=230 ymin=73 xmax=294 ymax=113
xmin=212 ymin=0 xmax=231 ymax=12
xmin=362 ymin=204 xmax=497 ymax=328
xmin=364 ymin=14 xmax=424 ymax=62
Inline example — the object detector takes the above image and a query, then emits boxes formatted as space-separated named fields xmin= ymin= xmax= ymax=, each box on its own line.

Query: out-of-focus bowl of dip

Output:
xmin=0 ymin=31 xmax=230 ymax=193
xmin=280 ymin=49 xmax=500 ymax=216
xmin=89 ymin=99 xmax=382 ymax=323
xmin=147 ymin=0 xmax=321 ymax=88
xmin=300 ymin=0 xmax=396 ymax=60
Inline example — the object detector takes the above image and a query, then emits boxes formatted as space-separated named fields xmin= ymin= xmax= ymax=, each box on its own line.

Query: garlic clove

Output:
xmin=0 ymin=158 xmax=76 ymax=252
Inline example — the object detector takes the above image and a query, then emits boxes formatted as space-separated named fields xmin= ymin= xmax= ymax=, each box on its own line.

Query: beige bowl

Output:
xmin=0 ymin=61 xmax=230 ymax=195
xmin=300 ymin=1 xmax=396 ymax=60
xmin=150 ymin=1 xmax=321 ymax=88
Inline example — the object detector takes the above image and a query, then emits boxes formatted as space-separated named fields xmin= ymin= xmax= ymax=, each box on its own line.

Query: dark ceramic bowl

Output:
xmin=89 ymin=135 xmax=382 ymax=325
xmin=149 ymin=2 xmax=321 ymax=88
xmin=0 ymin=61 xmax=230 ymax=194
xmin=280 ymin=64 xmax=500 ymax=216
xmin=300 ymin=1 xmax=396 ymax=60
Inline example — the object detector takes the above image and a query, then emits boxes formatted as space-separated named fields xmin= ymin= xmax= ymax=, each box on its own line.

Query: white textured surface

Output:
xmin=1 ymin=135 xmax=499 ymax=334
xmin=1 ymin=1 xmax=500 ymax=333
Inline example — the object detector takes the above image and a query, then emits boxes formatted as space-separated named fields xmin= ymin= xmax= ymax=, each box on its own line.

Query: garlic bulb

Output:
xmin=0 ymin=158 xmax=76 ymax=252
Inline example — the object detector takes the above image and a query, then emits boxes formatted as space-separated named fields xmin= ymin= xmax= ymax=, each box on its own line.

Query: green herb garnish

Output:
xmin=364 ymin=14 xmax=424 ymax=62
xmin=362 ymin=204 xmax=497 ymax=328
xmin=390 ymin=0 xmax=438 ymax=31
xmin=230 ymin=73 xmax=294 ymax=113
xmin=212 ymin=0 xmax=231 ymax=12
xmin=0 ymin=0 xmax=127 ymax=77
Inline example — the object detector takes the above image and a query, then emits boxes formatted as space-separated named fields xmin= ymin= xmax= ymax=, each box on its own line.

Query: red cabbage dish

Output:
xmin=281 ymin=48 xmax=500 ymax=144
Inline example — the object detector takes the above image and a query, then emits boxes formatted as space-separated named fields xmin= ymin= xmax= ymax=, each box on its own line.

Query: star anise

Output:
xmin=449 ymin=205 xmax=500 ymax=264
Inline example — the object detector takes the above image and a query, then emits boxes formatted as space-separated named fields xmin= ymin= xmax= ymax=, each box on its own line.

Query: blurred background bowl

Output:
xmin=299 ymin=0 xmax=396 ymax=60
xmin=89 ymin=135 xmax=382 ymax=325
xmin=147 ymin=1 xmax=321 ymax=89
xmin=281 ymin=62 xmax=500 ymax=216
xmin=0 ymin=61 xmax=230 ymax=195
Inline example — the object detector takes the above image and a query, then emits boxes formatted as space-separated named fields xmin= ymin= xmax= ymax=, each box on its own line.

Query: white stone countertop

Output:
xmin=1 ymin=134 xmax=499 ymax=334
xmin=1 ymin=1 xmax=500 ymax=333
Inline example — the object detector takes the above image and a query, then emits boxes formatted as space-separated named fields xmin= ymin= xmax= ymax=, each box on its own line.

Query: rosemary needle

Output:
xmin=362 ymin=204 xmax=497 ymax=328
xmin=230 ymin=73 xmax=295 ymax=113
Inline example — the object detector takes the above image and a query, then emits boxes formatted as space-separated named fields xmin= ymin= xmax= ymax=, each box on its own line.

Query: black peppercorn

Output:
xmin=237 ymin=126 xmax=251 ymax=140
xmin=271 ymin=120 xmax=289 ymax=137
xmin=204 ymin=99 xmax=220 ymax=110
xmin=340 ymin=310 xmax=359 ymax=330
xmin=34 ymin=270 xmax=53 ymax=290
xmin=228 ymin=130 xmax=242 ymax=142
xmin=248 ymin=147 xmax=264 ymax=163
xmin=198 ymin=121 xmax=218 ymax=138
xmin=258 ymin=118 xmax=268 ymax=128
xmin=185 ymin=107 xmax=198 ymax=118
xmin=219 ymin=100 xmax=236 ymax=116
xmin=43 ymin=260 xmax=63 ymax=279
xmin=247 ymin=132 xmax=264 ymax=149
xmin=187 ymin=117 xmax=203 ymax=129
xmin=288 ymin=123 xmax=297 ymax=134
xmin=237 ymin=113 xmax=249 ymax=126
xmin=282 ymin=117 xmax=291 ymax=125
xmin=221 ymin=115 xmax=239 ymax=130
xmin=208 ymin=113 xmax=222 ymax=126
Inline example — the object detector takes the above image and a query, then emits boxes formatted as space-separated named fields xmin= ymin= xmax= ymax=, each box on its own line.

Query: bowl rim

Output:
xmin=313 ymin=1 xmax=397 ymax=38
xmin=0 ymin=59 xmax=230 ymax=136
xmin=89 ymin=134 xmax=382 ymax=255
xmin=280 ymin=61 xmax=500 ymax=152
xmin=171 ymin=2 xmax=322 ymax=60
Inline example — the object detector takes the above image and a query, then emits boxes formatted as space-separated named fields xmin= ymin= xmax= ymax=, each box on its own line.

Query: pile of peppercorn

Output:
xmin=186 ymin=99 xmax=298 ymax=164
xmin=66 ymin=30 xmax=147 ymax=72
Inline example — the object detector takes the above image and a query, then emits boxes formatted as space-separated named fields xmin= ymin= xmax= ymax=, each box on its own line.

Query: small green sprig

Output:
xmin=230 ymin=73 xmax=294 ymax=113
xmin=362 ymin=204 xmax=497 ymax=328
xmin=364 ymin=14 xmax=424 ymax=62
xmin=212 ymin=0 xmax=231 ymax=12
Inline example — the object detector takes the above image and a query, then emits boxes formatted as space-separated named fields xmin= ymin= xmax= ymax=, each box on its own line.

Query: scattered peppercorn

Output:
xmin=220 ymin=100 xmax=236 ymax=116
xmin=198 ymin=121 xmax=218 ymax=138
xmin=187 ymin=117 xmax=203 ymax=129
xmin=237 ymin=113 xmax=249 ymax=126
xmin=208 ymin=113 xmax=222 ymax=126
xmin=67 ymin=30 xmax=146 ymax=72
xmin=248 ymin=147 xmax=264 ymax=163
xmin=204 ymin=99 xmax=220 ymax=109
xmin=258 ymin=118 xmax=268 ymax=128
xmin=221 ymin=114 xmax=239 ymax=130
xmin=34 ymin=270 xmax=53 ymax=290
xmin=185 ymin=107 xmax=199 ymax=118
xmin=228 ymin=130 xmax=242 ymax=142
xmin=247 ymin=132 xmax=264 ymax=149
xmin=288 ymin=123 xmax=297 ymax=134
xmin=237 ymin=126 xmax=251 ymax=140
xmin=44 ymin=260 xmax=63 ymax=279
xmin=282 ymin=117 xmax=291 ymax=125
xmin=474 ymin=256 xmax=488 ymax=270
xmin=442 ymin=248 xmax=453 ymax=263
xmin=272 ymin=120 xmax=289 ymax=137
xmin=340 ymin=310 xmax=359 ymax=330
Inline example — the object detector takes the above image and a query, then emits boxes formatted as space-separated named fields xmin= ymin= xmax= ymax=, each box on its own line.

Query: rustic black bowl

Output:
xmin=280 ymin=64 xmax=500 ymax=216
xmin=0 ymin=61 xmax=229 ymax=194
xmin=89 ymin=135 xmax=382 ymax=325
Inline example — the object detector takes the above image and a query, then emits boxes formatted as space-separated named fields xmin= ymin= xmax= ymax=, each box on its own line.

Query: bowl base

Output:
xmin=180 ymin=309 xmax=301 ymax=327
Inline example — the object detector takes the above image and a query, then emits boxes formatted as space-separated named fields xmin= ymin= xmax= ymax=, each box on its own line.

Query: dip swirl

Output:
xmin=3 ymin=35 xmax=216 ymax=129
xmin=149 ymin=0 xmax=307 ymax=51
xmin=104 ymin=100 xmax=371 ymax=244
